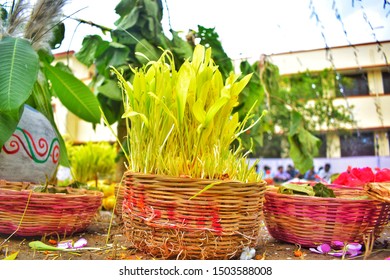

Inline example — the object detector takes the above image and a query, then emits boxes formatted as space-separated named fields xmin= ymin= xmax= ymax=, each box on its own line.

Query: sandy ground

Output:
xmin=1 ymin=211 xmax=389 ymax=260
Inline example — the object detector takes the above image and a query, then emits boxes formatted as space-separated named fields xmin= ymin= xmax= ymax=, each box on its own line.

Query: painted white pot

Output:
xmin=0 ymin=105 xmax=60 ymax=183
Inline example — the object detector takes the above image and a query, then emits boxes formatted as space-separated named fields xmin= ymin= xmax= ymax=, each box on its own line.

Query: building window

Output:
xmin=382 ymin=71 xmax=390 ymax=94
xmin=315 ymin=134 xmax=327 ymax=158
xmin=340 ymin=132 xmax=375 ymax=157
xmin=337 ymin=73 xmax=369 ymax=96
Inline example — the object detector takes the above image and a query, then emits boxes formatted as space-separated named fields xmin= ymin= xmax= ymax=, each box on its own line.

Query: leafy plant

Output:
xmin=67 ymin=142 xmax=117 ymax=183
xmin=0 ymin=0 xmax=101 ymax=165
xmin=111 ymin=44 xmax=263 ymax=182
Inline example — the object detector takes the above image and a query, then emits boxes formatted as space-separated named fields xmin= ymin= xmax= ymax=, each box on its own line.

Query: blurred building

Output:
xmin=262 ymin=40 xmax=390 ymax=173
xmin=268 ymin=41 xmax=390 ymax=159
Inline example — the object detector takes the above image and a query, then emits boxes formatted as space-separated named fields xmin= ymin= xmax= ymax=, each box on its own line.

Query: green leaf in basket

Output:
xmin=278 ymin=184 xmax=315 ymax=196
xmin=313 ymin=183 xmax=336 ymax=198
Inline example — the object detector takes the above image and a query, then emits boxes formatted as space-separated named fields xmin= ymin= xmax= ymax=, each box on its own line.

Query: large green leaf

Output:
xmin=288 ymin=111 xmax=321 ymax=173
xmin=0 ymin=37 xmax=39 ymax=112
xmin=98 ymin=80 xmax=122 ymax=101
xmin=0 ymin=107 xmax=22 ymax=149
xmin=115 ymin=5 xmax=140 ymax=29
xmin=49 ymin=23 xmax=65 ymax=50
xmin=76 ymin=35 xmax=110 ymax=67
xmin=44 ymin=63 xmax=101 ymax=124
xmin=95 ymin=42 xmax=129 ymax=75
xmin=115 ymin=0 xmax=137 ymax=17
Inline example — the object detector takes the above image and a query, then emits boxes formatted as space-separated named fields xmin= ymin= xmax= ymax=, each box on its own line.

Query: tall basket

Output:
xmin=122 ymin=172 xmax=266 ymax=260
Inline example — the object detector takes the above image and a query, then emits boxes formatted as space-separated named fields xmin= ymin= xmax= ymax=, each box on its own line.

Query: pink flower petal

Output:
xmin=73 ymin=238 xmax=88 ymax=249
xmin=328 ymin=251 xmax=344 ymax=257
xmin=346 ymin=243 xmax=362 ymax=251
xmin=57 ymin=240 xmax=73 ymax=249
xmin=309 ymin=248 xmax=322 ymax=254
xmin=332 ymin=241 xmax=344 ymax=248
xmin=347 ymin=249 xmax=362 ymax=257
xmin=319 ymin=243 xmax=331 ymax=253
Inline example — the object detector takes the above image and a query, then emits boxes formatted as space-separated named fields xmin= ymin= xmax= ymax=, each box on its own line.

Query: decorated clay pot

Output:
xmin=0 ymin=105 xmax=60 ymax=183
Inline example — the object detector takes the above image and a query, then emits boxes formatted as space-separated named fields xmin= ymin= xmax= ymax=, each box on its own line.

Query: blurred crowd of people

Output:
xmin=258 ymin=163 xmax=332 ymax=185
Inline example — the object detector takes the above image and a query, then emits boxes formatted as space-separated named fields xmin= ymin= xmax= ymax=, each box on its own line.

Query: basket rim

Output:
xmin=0 ymin=179 xmax=104 ymax=198
xmin=265 ymin=184 xmax=388 ymax=203
xmin=125 ymin=171 xmax=266 ymax=186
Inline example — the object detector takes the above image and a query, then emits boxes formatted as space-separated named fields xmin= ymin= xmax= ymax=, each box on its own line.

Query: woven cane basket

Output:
xmin=122 ymin=172 xmax=267 ymax=260
xmin=114 ymin=182 xmax=125 ymax=218
xmin=263 ymin=184 xmax=390 ymax=247
xmin=0 ymin=180 xmax=103 ymax=237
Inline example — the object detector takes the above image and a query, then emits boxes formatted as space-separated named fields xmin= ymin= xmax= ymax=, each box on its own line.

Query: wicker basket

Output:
xmin=0 ymin=180 xmax=103 ymax=237
xmin=114 ymin=182 xmax=125 ymax=218
xmin=364 ymin=182 xmax=390 ymax=203
xmin=122 ymin=172 xmax=266 ymax=260
xmin=263 ymin=184 xmax=390 ymax=247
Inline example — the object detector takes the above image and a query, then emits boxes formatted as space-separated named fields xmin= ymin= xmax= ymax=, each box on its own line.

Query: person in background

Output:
xmin=263 ymin=165 xmax=274 ymax=184
xmin=255 ymin=164 xmax=260 ymax=174
xmin=304 ymin=166 xmax=318 ymax=181
xmin=273 ymin=165 xmax=291 ymax=183
xmin=318 ymin=163 xmax=332 ymax=183
xmin=287 ymin=164 xmax=299 ymax=179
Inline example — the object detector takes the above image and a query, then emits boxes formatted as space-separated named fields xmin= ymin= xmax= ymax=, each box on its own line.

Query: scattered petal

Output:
xmin=331 ymin=241 xmax=344 ymax=248
xmin=73 ymin=238 xmax=88 ymax=249
xmin=319 ymin=243 xmax=331 ymax=253
xmin=309 ymin=248 xmax=322 ymax=254
xmin=347 ymin=249 xmax=362 ymax=257
xmin=346 ymin=243 xmax=362 ymax=251
xmin=328 ymin=251 xmax=344 ymax=257
xmin=57 ymin=240 xmax=73 ymax=249
xmin=240 ymin=247 xmax=256 ymax=260
xmin=385 ymin=257 xmax=390 ymax=260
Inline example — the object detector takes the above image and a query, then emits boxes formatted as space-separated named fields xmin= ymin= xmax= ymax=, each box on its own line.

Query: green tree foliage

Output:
xmin=74 ymin=0 xmax=355 ymax=174
xmin=238 ymin=57 xmax=355 ymax=172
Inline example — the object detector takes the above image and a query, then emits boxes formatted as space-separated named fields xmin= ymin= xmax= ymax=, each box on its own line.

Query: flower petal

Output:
xmin=347 ymin=249 xmax=362 ymax=257
xmin=73 ymin=238 xmax=88 ymax=249
xmin=240 ymin=247 xmax=255 ymax=260
xmin=332 ymin=241 xmax=344 ymax=248
xmin=328 ymin=251 xmax=344 ymax=257
xmin=57 ymin=240 xmax=73 ymax=249
xmin=346 ymin=243 xmax=362 ymax=251
xmin=319 ymin=243 xmax=331 ymax=253
xmin=309 ymin=248 xmax=322 ymax=254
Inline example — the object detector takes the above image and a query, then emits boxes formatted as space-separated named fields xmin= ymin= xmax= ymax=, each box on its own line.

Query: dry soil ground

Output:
xmin=1 ymin=210 xmax=389 ymax=261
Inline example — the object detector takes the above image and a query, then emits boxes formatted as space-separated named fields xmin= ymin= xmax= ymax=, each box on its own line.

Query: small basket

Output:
xmin=0 ymin=180 xmax=103 ymax=237
xmin=122 ymin=172 xmax=266 ymax=260
xmin=263 ymin=184 xmax=390 ymax=247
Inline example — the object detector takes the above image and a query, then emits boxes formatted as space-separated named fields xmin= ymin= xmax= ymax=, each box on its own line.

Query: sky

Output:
xmin=56 ymin=0 xmax=390 ymax=62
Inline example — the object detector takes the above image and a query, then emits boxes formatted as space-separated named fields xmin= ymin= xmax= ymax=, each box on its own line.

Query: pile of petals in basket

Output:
xmin=333 ymin=167 xmax=390 ymax=187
